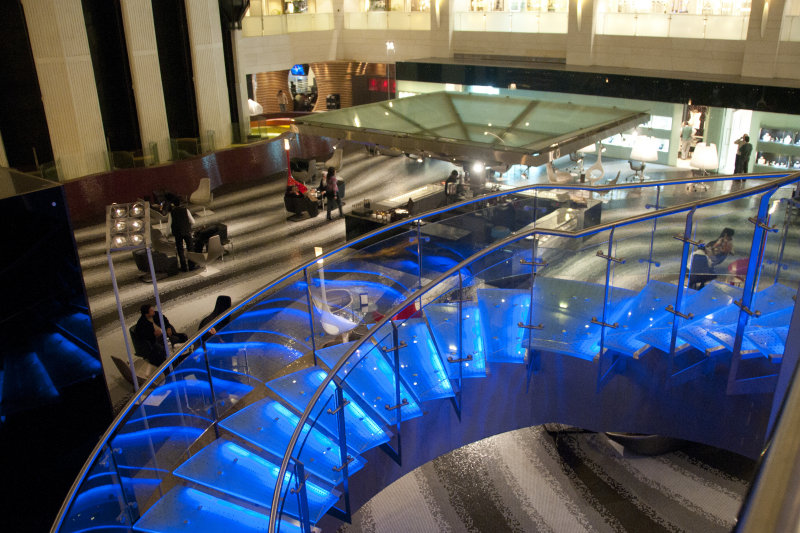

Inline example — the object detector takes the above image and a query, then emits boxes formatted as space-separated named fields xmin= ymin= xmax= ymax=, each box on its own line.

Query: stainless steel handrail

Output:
xmin=51 ymin=171 xmax=799 ymax=532
xmin=268 ymin=171 xmax=800 ymax=530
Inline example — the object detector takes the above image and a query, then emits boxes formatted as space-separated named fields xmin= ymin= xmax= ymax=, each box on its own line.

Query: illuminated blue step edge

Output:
xmin=677 ymin=283 xmax=796 ymax=355
xmin=219 ymin=399 xmax=365 ymax=486
xmin=267 ymin=367 xmax=391 ymax=455
xmin=706 ymin=307 xmax=793 ymax=359
xmin=133 ymin=486 xmax=302 ymax=533
xmin=424 ymin=302 xmax=487 ymax=379
xmin=636 ymin=281 xmax=742 ymax=353
xmin=477 ymin=289 xmax=531 ymax=364
xmin=521 ymin=279 xmax=636 ymax=361
xmin=203 ymin=335 xmax=309 ymax=381
xmin=135 ymin=375 xmax=253 ymax=419
xmin=173 ymin=439 xmax=340 ymax=524
xmin=603 ymin=281 xmax=681 ymax=358
xmin=746 ymin=326 xmax=789 ymax=360
xmin=61 ymin=469 xmax=133 ymax=533
xmin=315 ymin=341 xmax=423 ymax=425
xmin=224 ymin=308 xmax=316 ymax=342
xmin=372 ymin=318 xmax=454 ymax=402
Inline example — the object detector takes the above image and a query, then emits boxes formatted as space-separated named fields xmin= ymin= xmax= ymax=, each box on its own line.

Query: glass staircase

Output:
xmin=53 ymin=174 xmax=800 ymax=533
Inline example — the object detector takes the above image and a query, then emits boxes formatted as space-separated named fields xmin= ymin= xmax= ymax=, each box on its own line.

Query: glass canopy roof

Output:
xmin=291 ymin=91 xmax=649 ymax=167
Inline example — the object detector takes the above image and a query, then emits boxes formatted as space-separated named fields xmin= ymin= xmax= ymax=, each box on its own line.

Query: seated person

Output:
xmin=688 ymin=228 xmax=735 ymax=290
xmin=284 ymin=183 xmax=318 ymax=217
xmin=133 ymin=304 xmax=188 ymax=366
xmin=198 ymin=295 xmax=233 ymax=342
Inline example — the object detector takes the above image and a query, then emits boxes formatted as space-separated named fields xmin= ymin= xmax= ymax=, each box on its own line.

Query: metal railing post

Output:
xmin=668 ymin=207 xmax=698 ymax=363
xmin=303 ymin=268 xmax=319 ymax=365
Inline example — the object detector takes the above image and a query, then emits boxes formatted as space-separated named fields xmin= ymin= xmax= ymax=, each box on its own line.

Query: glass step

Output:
xmin=374 ymin=318 xmax=454 ymax=402
xmin=267 ymin=367 xmax=390 ymax=455
xmin=133 ymin=486 xmax=301 ymax=533
xmin=520 ymin=278 xmax=635 ymax=361
xmin=136 ymin=372 xmax=252 ymax=419
xmin=315 ymin=341 xmax=424 ymax=425
xmin=604 ymin=280 xmax=679 ymax=357
xmin=173 ymin=439 xmax=339 ymax=524
xmin=636 ymin=281 xmax=739 ymax=353
xmin=706 ymin=307 xmax=793 ymax=358
xmin=219 ymin=399 xmax=365 ymax=486
xmin=424 ymin=302 xmax=487 ymax=378
xmin=678 ymin=283 xmax=796 ymax=355
xmin=746 ymin=326 xmax=789 ymax=360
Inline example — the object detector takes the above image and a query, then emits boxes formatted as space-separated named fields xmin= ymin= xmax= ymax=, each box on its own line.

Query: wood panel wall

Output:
xmin=255 ymin=70 xmax=293 ymax=112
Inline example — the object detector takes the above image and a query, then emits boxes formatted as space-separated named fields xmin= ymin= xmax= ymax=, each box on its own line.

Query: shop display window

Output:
xmin=471 ymin=0 xmax=566 ymax=11
xmin=755 ymin=152 xmax=792 ymax=169
xmin=759 ymin=128 xmax=800 ymax=146
xmin=597 ymin=0 xmax=750 ymax=15
xmin=368 ymin=0 xmax=430 ymax=11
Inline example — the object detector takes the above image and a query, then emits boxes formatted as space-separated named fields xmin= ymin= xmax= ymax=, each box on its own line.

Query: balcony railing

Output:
xmin=52 ymin=169 xmax=800 ymax=533
xmin=242 ymin=13 xmax=335 ymax=37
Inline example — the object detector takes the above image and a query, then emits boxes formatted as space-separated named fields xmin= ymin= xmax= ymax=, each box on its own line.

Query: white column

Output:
xmin=741 ymin=0 xmax=788 ymax=78
xmin=120 ymin=0 xmax=171 ymax=164
xmin=21 ymin=0 xmax=107 ymax=180
xmin=0 ymin=130 xmax=8 ymax=168
xmin=184 ymin=0 xmax=232 ymax=150
xmin=231 ymin=30 xmax=250 ymax=143
xmin=566 ymin=0 xmax=597 ymax=66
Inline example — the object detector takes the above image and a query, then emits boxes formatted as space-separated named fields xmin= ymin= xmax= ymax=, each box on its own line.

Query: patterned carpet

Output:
xmin=338 ymin=426 xmax=755 ymax=533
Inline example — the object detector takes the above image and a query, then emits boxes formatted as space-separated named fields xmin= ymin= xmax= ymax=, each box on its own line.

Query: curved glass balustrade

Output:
xmin=53 ymin=173 xmax=800 ymax=533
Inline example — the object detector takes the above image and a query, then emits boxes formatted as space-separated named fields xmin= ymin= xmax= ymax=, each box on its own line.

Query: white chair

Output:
xmin=586 ymin=144 xmax=605 ymax=183
xmin=186 ymin=235 xmax=224 ymax=271
xmin=189 ymin=178 xmax=213 ymax=216
xmin=150 ymin=228 xmax=175 ymax=255
xmin=313 ymin=297 xmax=358 ymax=342
xmin=546 ymin=161 xmax=573 ymax=184
xmin=318 ymin=147 xmax=343 ymax=172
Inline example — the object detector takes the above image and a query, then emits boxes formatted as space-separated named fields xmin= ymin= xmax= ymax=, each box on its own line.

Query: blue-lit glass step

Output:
xmin=706 ymin=307 xmax=793 ymax=359
xmin=636 ymin=281 xmax=741 ymax=354
xmin=315 ymin=341 xmax=423 ymax=425
xmin=424 ymin=302 xmax=487 ymax=379
xmin=137 ymin=373 xmax=252 ymax=419
xmin=133 ymin=486 xmax=302 ymax=533
xmin=373 ymin=318 xmax=454 ymax=402
xmin=477 ymin=289 xmax=531 ymax=364
xmin=267 ymin=367 xmax=391 ymax=455
xmin=173 ymin=439 xmax=339 ymax=524
xmin=523 ymin=278 xmax=635 ymax=361
xmin=603 ymin=281 xmax=679 ymax=357
xmin=677 ymin=283 xmax=796 ymax=355
xmin=219 ymin=399 xmax=366 ymax=486
xmin=746 ymin=326 xmax=789 ymax=360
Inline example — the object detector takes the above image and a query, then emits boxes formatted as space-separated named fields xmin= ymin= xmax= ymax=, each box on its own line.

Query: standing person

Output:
xmin=445 ymin=170 xmax=459 ymax=203
xmin=169 ymin=196 xmax=195 ymax=272
xmin=324 ymin=166 xmax=343 ymax=220
xmin=680 ymin=121 xmax=693 ymax=159
xmin=198 ymin=295 xmax=232 ymax=342
xmin=277 ymin=90 xmax=289 ymax=112
xmin=734 ymin=134 xmax=752 ymax=174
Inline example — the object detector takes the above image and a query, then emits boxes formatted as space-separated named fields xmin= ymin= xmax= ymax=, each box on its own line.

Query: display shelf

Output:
xmin=755 ymin=126 xmax=800 ymax=172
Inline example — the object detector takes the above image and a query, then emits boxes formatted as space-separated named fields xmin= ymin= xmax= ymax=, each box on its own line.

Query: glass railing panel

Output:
xmin=515 ymin=228 xmax=613 ymax=361
xmin=418 ymin=193 xmax=540 ymax=280
xmin=214 ymin=270 xmax=314 ymax=384
xmin=759 ymin=186 xmax=798 ymax=291
xmin=604 ymin=214 xmax=684 ymax=358
xmin=308 ymin=229 xmax=421 ymax=332
xmin=59 ymin=444 xmax=132 ymax=533
xmin=107 ymin=359 xmax=217 ymax=521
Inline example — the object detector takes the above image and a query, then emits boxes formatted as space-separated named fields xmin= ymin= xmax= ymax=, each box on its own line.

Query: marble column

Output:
xmin=566 ymin=0 xmax=597 ymax=67
xmin=0 ymin=130 xmax=8 ymax=168
xmin=741 ymin=0 xmax=789 ymax=79
xmin=184 ymin=0 xmax=233 ymax=151
xmin=120 ymin=0 xmax=171 ymax=164
xmin=21 ymin=0 xmax=107 ymax=180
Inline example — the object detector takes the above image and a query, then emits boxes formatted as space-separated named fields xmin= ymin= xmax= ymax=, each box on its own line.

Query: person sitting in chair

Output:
xmin=688 ymin=228 xmax=735 ymax=290
xmin=134 ymin=304 xmax=188 ymax=366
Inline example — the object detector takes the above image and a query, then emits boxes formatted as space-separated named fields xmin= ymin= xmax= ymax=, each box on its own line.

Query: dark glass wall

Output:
xmin=151 ymin=0 xmax=199 ymax=140
xmin=81 ymin=0 xmax=141 ymax=152
xmin=0 ymin=178 xmax=112 ymax=532
xmin=0 ymin=1 xmax=52 ymax=171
